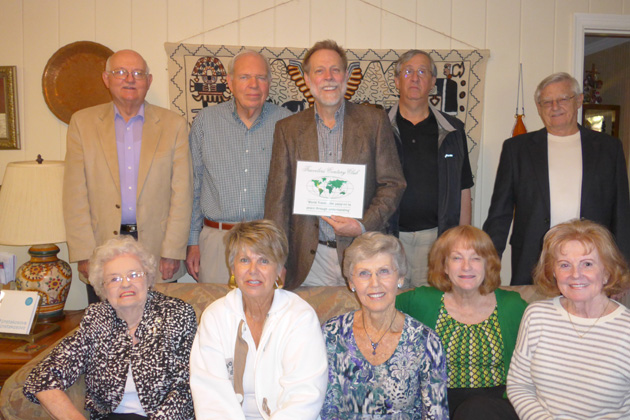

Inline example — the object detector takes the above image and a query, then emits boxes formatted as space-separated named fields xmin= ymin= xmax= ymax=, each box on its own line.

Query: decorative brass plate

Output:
xmin=42 ymin=41 xmax=114 ymax=124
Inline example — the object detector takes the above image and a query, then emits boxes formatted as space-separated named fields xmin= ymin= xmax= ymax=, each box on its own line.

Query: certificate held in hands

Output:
xmin=293 ymin=161 xmax=366 ymax=218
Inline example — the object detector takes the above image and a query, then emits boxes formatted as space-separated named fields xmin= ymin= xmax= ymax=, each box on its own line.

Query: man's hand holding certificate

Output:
xmin=321 ymin=215 xmax=363 ymax=237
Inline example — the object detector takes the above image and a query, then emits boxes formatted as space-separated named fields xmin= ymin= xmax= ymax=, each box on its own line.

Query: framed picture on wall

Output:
xmin=582 ymin=104 xmax=620 ymax=139
xmin=0 ymin=66 xmax=20 ymax=150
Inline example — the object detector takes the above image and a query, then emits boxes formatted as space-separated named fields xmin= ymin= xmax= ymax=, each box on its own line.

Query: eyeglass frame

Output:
xmin=401 ymin=68 xmax=433 ymax=79
xmin=352 ymin=267 xmax=398 ymax=281
xmin=104 ymin=270 xmax=147 ymax=288
xmin=538 ymin=95 xmax=577 ymax=109
xmin=106 ymin=68 xmax=150 ymax=80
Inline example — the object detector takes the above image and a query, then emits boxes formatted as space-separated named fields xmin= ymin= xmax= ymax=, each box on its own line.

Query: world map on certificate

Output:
xmin=309 ymin=177 xmax=354 ymax=199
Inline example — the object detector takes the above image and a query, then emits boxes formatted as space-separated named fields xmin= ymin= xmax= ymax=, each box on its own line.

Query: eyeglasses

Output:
xmin=106 ymin=69 xmax=149 ymax=80
xmin=538 ymin=95 xmax=576 ymax=109
xmin=353 ymin=267 xmax=397 ymax=281
xmin=105 ymin=270 xmax=146 ymax=287
xmin=402 ymin=68 xmax=432 ymax=79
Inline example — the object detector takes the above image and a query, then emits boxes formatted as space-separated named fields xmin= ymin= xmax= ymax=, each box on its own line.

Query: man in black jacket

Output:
xmin=484 ymin=72 xmax=630 ymax=285
xmin=389 ymin=50 xmax=474 ymax=288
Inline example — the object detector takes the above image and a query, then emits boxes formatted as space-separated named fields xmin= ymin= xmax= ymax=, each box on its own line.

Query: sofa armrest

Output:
xmin=0 ymin=329 xmax=88 ymax=420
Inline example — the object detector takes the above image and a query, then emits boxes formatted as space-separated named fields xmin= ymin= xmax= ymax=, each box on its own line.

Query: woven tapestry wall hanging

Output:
xmin=165 ymin=43 xmax=489 ymax=179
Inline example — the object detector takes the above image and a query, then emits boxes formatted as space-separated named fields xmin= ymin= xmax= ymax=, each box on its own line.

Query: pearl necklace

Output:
xmin=566 ymin=299 xmax=611 ymax=339
xmin=362 ymin=310 xmax=397 ymax=355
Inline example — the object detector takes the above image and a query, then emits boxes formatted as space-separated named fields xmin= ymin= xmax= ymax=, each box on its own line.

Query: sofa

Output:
xmin=0 ymin=283 xmax=545 ymax=419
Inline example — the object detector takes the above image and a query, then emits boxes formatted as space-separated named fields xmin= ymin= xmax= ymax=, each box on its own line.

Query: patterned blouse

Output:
xmin=435 ymin=298 xmax=505 ymax=388
xmin=23 ymin=291 xmax=197 ymax=420
xmin=321 ymin=311 xmax=449 ymax=420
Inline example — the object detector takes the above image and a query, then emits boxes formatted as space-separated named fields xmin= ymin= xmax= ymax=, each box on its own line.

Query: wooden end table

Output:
xmin=0 ymin=310 xmax=83 ymax=386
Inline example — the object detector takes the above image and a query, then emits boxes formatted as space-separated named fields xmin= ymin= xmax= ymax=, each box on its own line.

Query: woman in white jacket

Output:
xmin=190 ymin=220 xmax=328 ymax=420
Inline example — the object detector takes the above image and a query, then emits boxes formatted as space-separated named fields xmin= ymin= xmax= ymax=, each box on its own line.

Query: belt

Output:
xmin=318 ymin=239 xmax=337 ymax=248
xmin=204 ymin=219 xmax=236 ymax=230
xmin=120 ymin=224 xmax=137 ymax=233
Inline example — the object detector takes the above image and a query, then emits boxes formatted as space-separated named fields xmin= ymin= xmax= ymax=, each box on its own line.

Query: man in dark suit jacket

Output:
xmin=483 ymin=72 xmax=630 ymax=285
xmin=264 ymin=40 xmax=406 ymax=290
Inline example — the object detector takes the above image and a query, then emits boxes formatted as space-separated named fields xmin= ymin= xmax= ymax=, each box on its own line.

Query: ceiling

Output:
xmin=585 ymin=35 xmax=630 ymax=56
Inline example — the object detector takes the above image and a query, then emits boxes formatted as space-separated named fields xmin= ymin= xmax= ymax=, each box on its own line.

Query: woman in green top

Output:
xmin=396 ymin=225 xmax=527 ymax=420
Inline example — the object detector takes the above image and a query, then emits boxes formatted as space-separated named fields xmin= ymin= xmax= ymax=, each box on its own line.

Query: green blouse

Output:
xmin=396 ymin=286 xmax=528 ymax=382
xmin=435 ymin=297 xmax=506 ymax=388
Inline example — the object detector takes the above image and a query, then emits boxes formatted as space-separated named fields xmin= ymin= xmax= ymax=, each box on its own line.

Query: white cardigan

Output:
xmin=190 ymin=288 xmax=328 ymax=420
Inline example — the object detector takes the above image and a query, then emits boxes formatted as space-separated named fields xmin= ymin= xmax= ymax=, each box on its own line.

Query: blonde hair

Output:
xmin=224 ymin=219 xmax=288 ymax=271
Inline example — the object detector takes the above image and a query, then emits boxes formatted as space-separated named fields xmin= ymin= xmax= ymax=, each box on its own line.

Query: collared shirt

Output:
xmin=114 ymin=104 xmax=144 ymax=224
xmin=396 ymin=108 xmax=439 ymax=231
xmin=315 ymin=101 xmax=345 ymax=242
xmin=188 ymin=100 xmax=292 ymax=245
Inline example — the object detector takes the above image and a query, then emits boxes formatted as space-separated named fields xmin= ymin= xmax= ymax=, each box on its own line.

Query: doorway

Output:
xmin=574 ymin=14 xmax=630 ymax=163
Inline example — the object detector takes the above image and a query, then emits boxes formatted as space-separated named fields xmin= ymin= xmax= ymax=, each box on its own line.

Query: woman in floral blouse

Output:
xmin=23 ymin=236 xmax=197 ymax=420
xmin=321 ymin=232 xmax=448 ymax=419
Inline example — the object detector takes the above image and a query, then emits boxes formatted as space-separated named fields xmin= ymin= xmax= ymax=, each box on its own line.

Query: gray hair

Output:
xmin=228 ymin=50 xmax=271 ymax=79
xmin=534 ymin=72 xmax=581 ymax=104
xmin=303 ymin=40 xmax=348 ymax=74
xmin=89 ymin=236 xmax=157 ymax=301
xmin=343 ymin=232 xmax=408 ymax=279
xmin=394 ymin=49 xmax=437 ymax=78
xmin=105 ymin=50 xmax=151 ymax=74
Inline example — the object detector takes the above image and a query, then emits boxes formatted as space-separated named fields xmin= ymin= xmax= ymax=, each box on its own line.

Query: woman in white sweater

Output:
xmin=190 ymin=220 xmax=327 ymax=420
xmin=507 ymin=219 xmax=630 ymax=419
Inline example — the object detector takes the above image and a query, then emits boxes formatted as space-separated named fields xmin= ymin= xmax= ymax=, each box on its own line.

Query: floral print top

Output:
xmin=321 ymin=311 xmax=449 ymax=420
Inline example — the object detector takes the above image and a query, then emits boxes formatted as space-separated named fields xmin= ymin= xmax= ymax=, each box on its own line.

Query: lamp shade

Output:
xmin=0 ymin=160 xmax=66 ymax=246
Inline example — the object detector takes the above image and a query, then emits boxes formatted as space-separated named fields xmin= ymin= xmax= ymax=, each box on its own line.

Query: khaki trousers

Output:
xmin=302 ymin=244 xmax=346 ymax=287
xmin=198 ymin=226 xmax=231 ymax=284
xmin=399 ymin=227 xmax=438 ymax=288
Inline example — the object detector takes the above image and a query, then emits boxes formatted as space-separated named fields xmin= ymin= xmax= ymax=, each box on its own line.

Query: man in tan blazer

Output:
xmin=264 ymin=40 xmax=406 ymax=290
xmin=63 ymin=49 xmax=192 ymax=302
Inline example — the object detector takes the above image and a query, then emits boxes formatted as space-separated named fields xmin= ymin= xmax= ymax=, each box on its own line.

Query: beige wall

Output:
xmin=1 ymin=0 xmax=629 ymax=310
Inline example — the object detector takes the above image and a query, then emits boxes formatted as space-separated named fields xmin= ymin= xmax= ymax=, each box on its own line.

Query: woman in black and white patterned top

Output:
xmin=23 ymin=236 xmax=197 ymax=420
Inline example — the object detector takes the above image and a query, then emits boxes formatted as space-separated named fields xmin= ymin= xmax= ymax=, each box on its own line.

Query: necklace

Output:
xmin=362 ymin=310 xmax=397 ymax=355
xmin=566 ymin=299 xmax=611 ymax=338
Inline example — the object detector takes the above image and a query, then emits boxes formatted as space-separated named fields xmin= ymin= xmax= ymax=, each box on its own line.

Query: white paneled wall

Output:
xmin=0 ymin=0 xmax=628 ymax=310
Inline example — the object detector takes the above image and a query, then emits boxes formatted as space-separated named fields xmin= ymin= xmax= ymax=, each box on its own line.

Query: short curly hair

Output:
xmin=224 ymin=219 xmax=288 ymax=273
xmin=89 ymin=236 xmax=157 ymax=301
xmin=533 ymin=219 xmax=630 ymax=297
xmin=343 ymin=232 xmax=408 ymax=281
xmin=427 ymin=225 xmax=501 ymax=295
